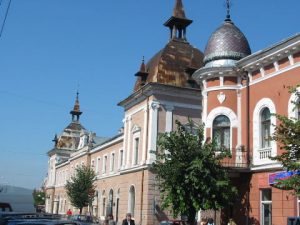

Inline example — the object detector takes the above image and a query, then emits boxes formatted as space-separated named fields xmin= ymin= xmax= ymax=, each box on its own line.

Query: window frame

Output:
xmin=212 ymin=115 xmax=231 ymax=149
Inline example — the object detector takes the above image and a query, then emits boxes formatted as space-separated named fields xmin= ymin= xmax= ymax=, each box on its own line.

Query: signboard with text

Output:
xmin=269 ymin=171 xmax=300 ymax=185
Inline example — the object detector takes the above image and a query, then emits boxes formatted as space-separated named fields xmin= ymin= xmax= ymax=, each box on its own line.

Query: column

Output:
xmin=202 ymin=91 xmax=208 ymax=137
xmin=164 ymin=105 xmax=174 ymax=132
xmin=141 ymin=106 xmax=148 ymax=165
xmin=125 ymin=116 xmax=132 ymax=168
xmin=147 ymin=101 xmax=160 ymax=164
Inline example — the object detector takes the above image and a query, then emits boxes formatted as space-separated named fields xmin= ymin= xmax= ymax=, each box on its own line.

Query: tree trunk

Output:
xmin=80 ymin=207 xmax=83 ymax=215
xmin=187 ymin=209 xmax=196 ymax=225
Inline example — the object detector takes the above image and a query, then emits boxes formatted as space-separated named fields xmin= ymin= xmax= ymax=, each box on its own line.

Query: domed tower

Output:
xmin=134 ymin=0 xmax=204 ymax=91
xmin=119 ymin=0 xmax=203 ymax=168
xmin=192 ymin=2 xmax=251 ymax=152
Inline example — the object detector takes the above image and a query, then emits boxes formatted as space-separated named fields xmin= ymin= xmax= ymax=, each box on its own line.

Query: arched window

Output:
xmin=108 ymin=189 xmax=113 ymax=216
xmin=261 ymin=108 xmax=271 ymax=148
xmin=128 ymin=186 xmax=135 ymax=217
xmin=213 ymin=115 xmax=230 ymax=149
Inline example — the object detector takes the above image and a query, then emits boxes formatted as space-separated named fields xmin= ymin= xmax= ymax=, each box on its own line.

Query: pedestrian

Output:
xmin=107 ymin=214 xmax=116 ymax=225
xmin=66 ymin=209 xmax=72 ymax=216
xmin=227 ymin=218 xmax=237 ymax=225
xmin=122 ymin=213 xmax=135 ymax=225
xmin=200 ymin=217 xmax=207 ymax=225
xmin=207 ymin=218 xmax=214 ymax=225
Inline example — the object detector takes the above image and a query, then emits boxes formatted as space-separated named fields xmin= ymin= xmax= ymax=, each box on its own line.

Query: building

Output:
xmin=44 ymin=1 xmax=300 ymax=225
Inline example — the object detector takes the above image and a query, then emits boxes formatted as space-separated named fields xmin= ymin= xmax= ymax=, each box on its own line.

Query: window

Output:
xmin=91 ymin=159 xmax=95 ymax=171
xmin=261 ymin=108 xmax=271 ymax=148
xmin=133 ymin=138 xmax=139 ymax=165
xmin=213 ymin=115 xmax=230 ymax=149
xmin=97 ymin=157 xmax=101 ymax=174
xmin=110 ymin=153 xmax=115 ymax=172
xmin=119 ymin=150 xmax=124 ymax=169
xmin=128 ymin=186 xmax=135 ymax=217
xmin=103 ymin=156 xmax=107 ymax=174
xmin=261 ymin=189 xmax=272 ymax=225
xmin=102 ymin=197 xmax=106 ymax=217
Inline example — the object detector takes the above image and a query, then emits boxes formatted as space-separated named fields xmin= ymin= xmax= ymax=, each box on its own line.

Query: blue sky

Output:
xmin=0 ymin=0 xmax=298 ymax=189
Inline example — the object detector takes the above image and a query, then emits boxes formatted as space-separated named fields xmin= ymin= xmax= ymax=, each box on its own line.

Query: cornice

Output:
xmin=118 ymin=83 xmax=202 ymax=110
xmin=237 ymin=33 xmax=300 ymax=72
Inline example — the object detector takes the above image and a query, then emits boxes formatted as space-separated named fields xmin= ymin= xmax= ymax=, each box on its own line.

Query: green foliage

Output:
xmin=65 ymin=165 xmax=96 ymax=213
xmin=32 ymin=189 xmax=45 ymax=207
xmin=152 ymin=120 xmax=237 ymax=225
xmin=271 ymin=86 xmax=300 ymax=195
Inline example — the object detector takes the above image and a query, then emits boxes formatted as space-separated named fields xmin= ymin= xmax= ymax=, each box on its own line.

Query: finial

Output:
xmin=173 ymin=0 xmax=186 ymax=19
xmin=139 ymin=56 xmax=146 ymax=72
xmin=70 ymin=91 xmax=82 ymax=122
xmin=52 ymin=134 xmax=58 ymax=147
xmin=225 ymin=0 xmax=231 ymax=20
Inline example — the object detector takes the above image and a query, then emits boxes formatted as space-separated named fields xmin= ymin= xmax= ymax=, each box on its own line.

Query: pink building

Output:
xmin=44 ymin=1 xmax=300 ymax=225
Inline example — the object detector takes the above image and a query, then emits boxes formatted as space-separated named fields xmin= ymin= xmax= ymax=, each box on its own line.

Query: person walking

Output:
xmin=107 ymin=214 xmax=116 ymax=225
xmin=207 ymin=218 xmax=214 ymax=225
xmin=66 ymin=209 xmax=72 ymax=219
xmin=122 ymin=213 xmax=135 ymax=225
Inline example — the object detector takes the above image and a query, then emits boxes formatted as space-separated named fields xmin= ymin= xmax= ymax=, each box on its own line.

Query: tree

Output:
xmin=271 ymin=86 xmax=300 ymax=195
xmin=65 ymin=165 xmax=96 ymax=214
xmin=32 ymin=189 xmax=45 ymax=211
xmin=152 ymin=120 xmax=237 ymax=225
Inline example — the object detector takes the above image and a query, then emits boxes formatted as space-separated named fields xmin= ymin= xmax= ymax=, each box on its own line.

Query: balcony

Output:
xmin=258 ymin=147 xmax=272 ymax=160
xmin=220 ymin=148 xmax=250 ymax=169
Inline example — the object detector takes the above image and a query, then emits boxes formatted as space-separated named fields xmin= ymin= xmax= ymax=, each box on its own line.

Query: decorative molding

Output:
xmin=206 ymin=106 xmax=238 ymax=128
xmin=217 ymin=92 xmax=226 ymax=104
xmin=288 ymin=87 xmax=300 ymax=119
xmin=131 ymin=124 xmax=141 ymax=133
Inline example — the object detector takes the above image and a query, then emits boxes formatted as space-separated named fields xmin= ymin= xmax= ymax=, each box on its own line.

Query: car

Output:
xmin=0 ymin=203 xmax=12 ymax=212
xmin=69 ymin=215 xmax=99 ymax=224
xmin=159 ymin=220 xmax=185 ymax=225
xmin=13 ymin=219 xmax=81 ymax=225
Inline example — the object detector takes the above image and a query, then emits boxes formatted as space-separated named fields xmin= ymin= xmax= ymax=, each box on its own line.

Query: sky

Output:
xmin=0 ymin=0 xmax=299 ymax=190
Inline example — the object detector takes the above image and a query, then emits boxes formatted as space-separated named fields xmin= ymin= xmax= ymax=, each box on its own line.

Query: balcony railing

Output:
xmin=219 ymin=148 xmax=250 ymax=169
xmin=258 ymin=147 xmax=272 ymax=160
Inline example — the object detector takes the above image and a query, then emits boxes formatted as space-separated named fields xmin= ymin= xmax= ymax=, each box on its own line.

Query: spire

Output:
xmin=173 ymin=0 xmax=186 ymax=18
xmin=135 ymin=56 xmax=149 ymax=87
xmin=70 ymin=91 xmax=82 ymax=122
xmin=225 ymin=0 xmax=232 ymax=21
xmin=164 ymin=0 xmax=192 ymax=41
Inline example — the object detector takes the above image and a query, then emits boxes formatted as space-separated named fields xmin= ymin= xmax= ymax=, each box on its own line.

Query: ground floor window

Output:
xmin=261 ymin=189 xmax=272 ymax=225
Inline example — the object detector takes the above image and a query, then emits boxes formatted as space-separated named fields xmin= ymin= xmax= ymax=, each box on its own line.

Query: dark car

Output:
xmin=160 ymin=220 xmax=185 ymax=225
xmin=15 ymin=219 xmax=80 ymax=225
xmin=69 ymin=215 xmax=99 ymax=225
xmin=0 ymin=203 xmax=12 ymax=212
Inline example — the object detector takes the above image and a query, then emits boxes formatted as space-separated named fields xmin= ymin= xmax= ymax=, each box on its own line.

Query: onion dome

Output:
xmin=133 ymin=0 xmax=203 ymax=91
xmin=203 ymin=18 xmax=251 ymax=68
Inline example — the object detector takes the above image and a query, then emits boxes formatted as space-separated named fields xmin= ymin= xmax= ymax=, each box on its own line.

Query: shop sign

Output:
xmin=269 ymin=171 xmax=300 ymax=185
xmin=287 ymin=217 xmax=300 ymax=225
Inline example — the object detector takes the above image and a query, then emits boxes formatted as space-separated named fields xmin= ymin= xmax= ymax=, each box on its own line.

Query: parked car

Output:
xmin=160 ymin=220 xmax=185 ymax=225
xmin=0 ymin=203 xmax=12 ymax=212
xmin=11 ymin=219 xmax=80 ymax=225
xmin=69 ymin=215 xmax=99 ymax=224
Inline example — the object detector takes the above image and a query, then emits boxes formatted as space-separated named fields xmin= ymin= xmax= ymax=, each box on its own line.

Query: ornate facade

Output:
xmin=44 ymin=1 xmax=300 ymax=225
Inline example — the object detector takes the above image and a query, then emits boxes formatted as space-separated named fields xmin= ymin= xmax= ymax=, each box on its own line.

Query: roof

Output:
xmin=134 ymin=39 xmax=203 ymax=91
xmin=204 ymin=19 xmax=251 ymax=65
